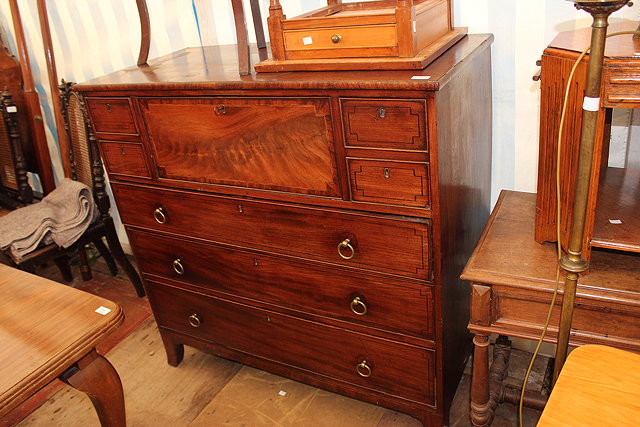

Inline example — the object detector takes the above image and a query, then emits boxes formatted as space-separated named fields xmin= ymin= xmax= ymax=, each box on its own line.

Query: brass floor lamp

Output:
xmin=553 ymin=0 xmax=632 ymax=382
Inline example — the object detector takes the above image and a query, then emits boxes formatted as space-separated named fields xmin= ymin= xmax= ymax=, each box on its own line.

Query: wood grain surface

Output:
xmin=538 ymin=345 xmax=640 ymax=426
xmin=130 ymin=228 xmax=435 ymax=343
xmin=0 ymin=264 xmax=123 ymax=416
xmin=148 ymin=281 xmax=437 ymax=406
xmin=113 ymin=182 xmax=432 ymax=279
xmin=139 ymin=97 xmax=340 ymax=197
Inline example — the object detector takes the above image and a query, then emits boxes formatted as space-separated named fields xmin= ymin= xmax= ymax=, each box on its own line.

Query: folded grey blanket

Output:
xmin=0 ymin=178 xmax=98 ymax=260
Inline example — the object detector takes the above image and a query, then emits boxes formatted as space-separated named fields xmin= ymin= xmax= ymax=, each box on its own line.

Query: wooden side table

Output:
xmin=461 ymin=191 xmax=640 ymax=426
xmin=538 ymin=345 xmax=640 ymax=426
xmin=0 ymin=264 xmax=126 ymax=426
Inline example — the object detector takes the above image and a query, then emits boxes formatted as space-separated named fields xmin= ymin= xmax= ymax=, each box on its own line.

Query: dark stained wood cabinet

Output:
xmin=76 ymin=34 xmax=493 ymax=426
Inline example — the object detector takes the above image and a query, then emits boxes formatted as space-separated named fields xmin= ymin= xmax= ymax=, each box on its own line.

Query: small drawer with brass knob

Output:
xmin=282 ymin=25 xmax=397 ymax=59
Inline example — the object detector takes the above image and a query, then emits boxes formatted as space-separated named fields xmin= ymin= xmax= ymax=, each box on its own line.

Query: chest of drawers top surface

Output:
xmin=75 ymin=34 xmax=491 ymax=93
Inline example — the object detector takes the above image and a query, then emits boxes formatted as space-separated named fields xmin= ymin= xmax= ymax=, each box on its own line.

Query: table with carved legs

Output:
xmin=461 ymin=191 xmax=640 ymax=426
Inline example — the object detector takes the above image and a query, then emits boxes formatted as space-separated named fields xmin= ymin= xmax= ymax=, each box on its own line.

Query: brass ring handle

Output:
xmin=337 ymin=238 xmax=355 ymax=260
xmin=356 ymin=360 xmax=372 ymax=378
xmin=350 ymin=296 xmax=367 ymax=316
xmin=173 ymin=258 xmax=185 ymax=275
xmin=153 ymin=207 xmax=167 ymax=224
xmin=331 ymin=34 xmax=342 ymax=43
xmin=188 ymin=313 xmax=201 ymax=328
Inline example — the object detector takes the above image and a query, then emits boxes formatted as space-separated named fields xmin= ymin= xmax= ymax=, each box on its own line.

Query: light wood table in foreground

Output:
xmin=0 ymin=264 xmax=125 ymax=426
xmin=538 ymin=344 xmax=640 ymax=426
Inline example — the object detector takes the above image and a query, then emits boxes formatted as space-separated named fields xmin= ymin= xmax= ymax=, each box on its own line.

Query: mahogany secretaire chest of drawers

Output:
xmin=76 ymin=34 xmax=492 ymax=426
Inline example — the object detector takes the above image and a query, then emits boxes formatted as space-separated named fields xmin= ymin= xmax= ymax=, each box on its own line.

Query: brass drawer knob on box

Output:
xmin=356 ymin=360 xmax=372 ymax=378
xmin=172 ymin=258 xmax=185 ymax=275
xmin=331 ymin=34 xmax=342 ymax=44
xmin=337 ymin=238 xmax=355 ymax=260
xmin=188 ymin=313 xmax=201 ymax=328
xmin=350 ymin=296 xmax=368 ymax=316
xmin=153 ymin=207 xmax=167 ymax=224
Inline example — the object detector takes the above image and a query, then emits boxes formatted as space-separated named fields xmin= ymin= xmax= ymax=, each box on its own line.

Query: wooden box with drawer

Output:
xmin=76 ymin=34 xmax=493 ymax=426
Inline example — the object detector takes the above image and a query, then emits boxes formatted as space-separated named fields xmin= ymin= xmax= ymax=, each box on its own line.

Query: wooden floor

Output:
xmin=0 ymin=232 xmax=544 ymax=426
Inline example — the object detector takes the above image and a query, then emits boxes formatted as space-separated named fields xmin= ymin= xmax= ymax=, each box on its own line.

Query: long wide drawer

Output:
xmin=130 ymin=229 xmax=434 ymax=340
xmin=113 ymin=183 xmax=431 ymax=279
xmin=147 ymin=281 xmax=436 ymax=406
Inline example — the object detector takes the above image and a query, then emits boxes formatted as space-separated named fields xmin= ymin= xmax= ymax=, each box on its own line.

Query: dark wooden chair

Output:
xmin=0 ymin=89 xmax=33 ymax=209
xmin=1 ymin=82 xmax=145 ymax=297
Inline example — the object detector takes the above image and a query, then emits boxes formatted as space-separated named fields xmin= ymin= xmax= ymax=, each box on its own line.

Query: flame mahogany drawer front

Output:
xmin=147 ymin=281 xmax=436 ymax=406
xmin=341 ymin=99 xmax=427 ymax=150
xmin=100 ymin=142 xmax=150 ymax=179
xmin=113 ymin=183 xmax=431 ymax=279
xmin=138 ymin=97 xmax=340 ymax=198
xmin=85 ymin=97 xmax=138 ymax=135
xmin=130 ymin=229 xmax=435 ymax=341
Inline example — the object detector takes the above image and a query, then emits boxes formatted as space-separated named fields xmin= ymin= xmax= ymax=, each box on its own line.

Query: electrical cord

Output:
xmin=517 ymin=30 xmax=640 ymax=427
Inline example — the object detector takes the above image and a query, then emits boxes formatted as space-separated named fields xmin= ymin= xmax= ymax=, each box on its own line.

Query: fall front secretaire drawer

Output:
xmin=112 ymin=183 xmax=431 ymax=279
xmin=148 ymin=281 xmax=436 ymax=406
xmin=138 ymin=97 xmax=340 ymax=198
xmin=130 ymin=229 xmax=435 ymax=340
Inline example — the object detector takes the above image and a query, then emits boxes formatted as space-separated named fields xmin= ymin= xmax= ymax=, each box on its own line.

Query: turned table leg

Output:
xmin=60 ymin=349 xmax=125 ymax=427
xmin=470 ymin=333 xmax=493 ymax=426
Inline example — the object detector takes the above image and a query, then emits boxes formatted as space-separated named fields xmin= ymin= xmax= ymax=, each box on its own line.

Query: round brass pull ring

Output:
xmin=350 ymin=296 xmax=367 ymax=316
xmin=173 ymin=258 xmax=185 ymax=275
xmin=153 ymin=207 xmax=167 ymax=224
xmin=337 ymin=238 xmax=355 ymax=260
xmin=331 ymin=34 xmax=342 ymax=44
xmin=188 ymin=313 xmax=201 ymax=328
xmin=356 ymin=360 xmax=372 ymax=378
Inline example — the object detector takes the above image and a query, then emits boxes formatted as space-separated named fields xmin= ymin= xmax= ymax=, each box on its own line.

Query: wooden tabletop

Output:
xmin=538 ymin=344 xmax=640 ymax=426
xmin=548 ymin=20 xmax=640 ymax=58
xmin=74 ymin=34 xmax=493 ymax=92
xmin=461 ymin=191 xmax=640 ymax=304
xmin=0 ymin=264 xmax=123 ymax=416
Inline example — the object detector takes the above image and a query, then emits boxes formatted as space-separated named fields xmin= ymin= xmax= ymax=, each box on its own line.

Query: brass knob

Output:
xmin=188 ymin=313 xmax=201 ymax=328
xmin=172 ymin=258 xmax=185 ymax=275
xmin=153 ymin=207 xmax=167 ymax=224
xmin=350 ymin=296 xmax=367 ymax=316
xmin=331 ymin=34 xmax=342 ymax=44
xmin=356 ymin=360 xmax=372 ymax=378
xmin=337 ymin=238 xmax=355 ymax=260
